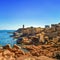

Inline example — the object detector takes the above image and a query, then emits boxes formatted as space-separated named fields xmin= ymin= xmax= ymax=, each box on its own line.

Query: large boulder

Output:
xmin=36 ymin=56 xmax=56 ymax=60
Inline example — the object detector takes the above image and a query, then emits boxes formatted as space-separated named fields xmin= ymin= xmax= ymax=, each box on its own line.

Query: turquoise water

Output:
xmin=0 ymin=30 xmax=16 ymax=46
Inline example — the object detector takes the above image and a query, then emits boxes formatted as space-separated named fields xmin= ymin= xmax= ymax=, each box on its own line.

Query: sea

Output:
xmin=0 ymin=30 xmax=17 ymax=46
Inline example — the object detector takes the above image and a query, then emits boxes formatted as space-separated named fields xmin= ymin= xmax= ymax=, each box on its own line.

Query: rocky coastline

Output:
xmin=0 ymin=23 xmax=60 ymax=60
xmin=0 ymin=44 xmax=59 ymax=60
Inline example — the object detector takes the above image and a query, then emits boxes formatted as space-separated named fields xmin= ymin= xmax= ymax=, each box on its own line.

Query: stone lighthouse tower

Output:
xmin=22 ymin=25 xmax=24 ymax=34
xmin=23 ymin=25 xmax=24 ymax=29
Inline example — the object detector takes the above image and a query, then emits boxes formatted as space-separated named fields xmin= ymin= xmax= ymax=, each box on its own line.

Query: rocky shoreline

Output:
xmin=0 ymin=23 xmax=60 ymax=60
xmin=0 ymin=44 xmax=59 ymax=60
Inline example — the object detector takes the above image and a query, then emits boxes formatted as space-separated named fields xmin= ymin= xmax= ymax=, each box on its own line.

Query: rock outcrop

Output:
xmin=8 ymin=23 xmax=60 ymax=60
xmin=0 ymin=44 xmax=58 ymax=60
xmin=12 ymin=23 xmax=60 ymax=46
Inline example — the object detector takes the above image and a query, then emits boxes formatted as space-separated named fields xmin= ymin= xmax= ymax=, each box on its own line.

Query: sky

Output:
xmin=0 ymin=0 xmax=60 ymax=30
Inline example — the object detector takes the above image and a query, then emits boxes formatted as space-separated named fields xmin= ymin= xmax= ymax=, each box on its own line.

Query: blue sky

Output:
xmin=0 ymin=0 xmax=60 ymax=30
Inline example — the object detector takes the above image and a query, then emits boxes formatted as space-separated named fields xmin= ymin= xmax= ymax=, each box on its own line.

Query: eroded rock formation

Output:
xmin=0 ymin=44 xmax=58 ymax=60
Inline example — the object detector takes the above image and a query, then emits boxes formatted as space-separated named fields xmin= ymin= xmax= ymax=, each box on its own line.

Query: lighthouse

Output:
xmin=23 ymin=25 xmax=24 ymax=29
